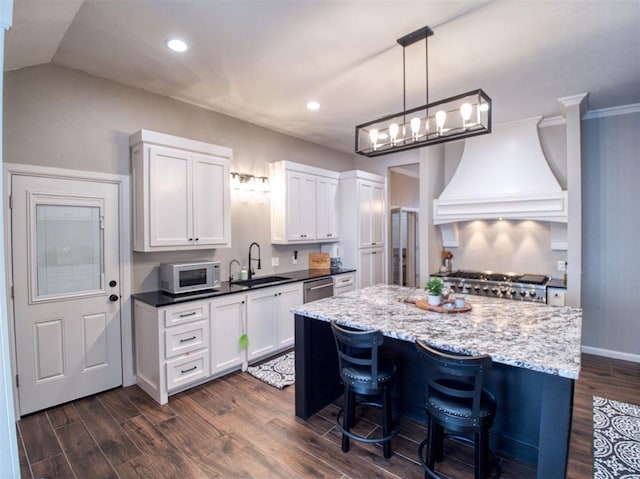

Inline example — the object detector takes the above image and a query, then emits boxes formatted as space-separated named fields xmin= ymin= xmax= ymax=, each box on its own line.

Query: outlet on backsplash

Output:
xmin=272 ymin=257 xmax=279 ymax=267
xmin=557 ymin=261 xmax=567 ymax=272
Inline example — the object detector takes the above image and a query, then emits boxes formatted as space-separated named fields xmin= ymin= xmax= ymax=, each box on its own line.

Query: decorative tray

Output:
xmin=401 ymin=297 xmax=472 ymax=314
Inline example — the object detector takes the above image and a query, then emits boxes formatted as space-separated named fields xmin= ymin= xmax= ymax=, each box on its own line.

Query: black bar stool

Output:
xmin=331 ymin=320 xmax=400 ymax=458
xmin=415 ymin=339 xmax=501 ymax=479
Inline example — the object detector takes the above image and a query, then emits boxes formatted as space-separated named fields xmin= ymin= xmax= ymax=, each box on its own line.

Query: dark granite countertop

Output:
xmin=132 ymin=268 xmax=356 ymax=307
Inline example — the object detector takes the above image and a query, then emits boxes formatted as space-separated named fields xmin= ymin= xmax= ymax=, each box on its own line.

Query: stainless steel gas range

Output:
xmin=434 ymin=270 xmax=550 ymax=303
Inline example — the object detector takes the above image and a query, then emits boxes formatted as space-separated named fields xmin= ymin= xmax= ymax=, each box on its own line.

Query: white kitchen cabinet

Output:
xmin=340 ymin=170 xmax=387 ymax=289
xmin=547 ymin=287 xmax=566 ymax=306
xmin=246 ymin=282 xmax=303 ymax=362
xmin=333 ymin=272 xmax=356 ymax=295
xmin=134 ymin=299 xmax=211 ymax=405
xmin=210 ymin=294 xmax=247 ymax=375
xmin=286 ymin=170 xmax=317 ymax=241
xmin=131 ymin=129 xmax=232 ymax=252
xmin=316 ymin=176 xmax=340 ymax=240
xmin=358 ymin=180 xmax=385 ymax=247
xmin=275 ymin=282 xmax=304 ymax=349
xmin=270 ymin=161 xmax=340 ymax=244
xmin=358 ymin=248 xmax=385 ymax=289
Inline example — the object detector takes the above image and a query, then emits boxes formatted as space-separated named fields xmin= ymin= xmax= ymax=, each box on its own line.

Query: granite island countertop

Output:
xmin=291 ymin=284 xmax=582 ymax=379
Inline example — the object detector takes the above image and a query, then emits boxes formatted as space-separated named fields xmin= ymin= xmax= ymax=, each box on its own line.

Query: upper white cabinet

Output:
xmin=131 ymin=130 xmax=232 ymax=252
xmin=357 ymin=179 xmax=385 ymax=247
xmin=270 ymin=161 xmax=340 ymax=244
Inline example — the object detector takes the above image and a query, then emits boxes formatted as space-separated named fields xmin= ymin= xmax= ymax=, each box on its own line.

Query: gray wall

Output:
xmin=389 ymin=169 xmax=419 ymax=209
xmin=582 ymin=111 xmax=640 ymax=356
xmin=4 ymin=64 xmax=355 ymax=292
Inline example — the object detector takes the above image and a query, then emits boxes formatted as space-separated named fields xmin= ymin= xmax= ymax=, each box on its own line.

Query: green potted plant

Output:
xmin=425 ymin=277 xmax=444 ymax=306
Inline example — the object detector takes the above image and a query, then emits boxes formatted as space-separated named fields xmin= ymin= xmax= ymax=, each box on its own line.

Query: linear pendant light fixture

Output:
xmin=355 ymin=26 xmax=492 ymax=157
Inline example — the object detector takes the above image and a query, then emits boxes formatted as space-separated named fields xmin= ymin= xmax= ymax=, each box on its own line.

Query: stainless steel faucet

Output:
xmin=228 ymin=259 xmax=241 ymax=282
xmin=248 ymin=242 xmax=261 ymax=280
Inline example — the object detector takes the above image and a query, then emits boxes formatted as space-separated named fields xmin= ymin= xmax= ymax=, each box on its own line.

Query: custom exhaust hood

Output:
xmin=433 ymin=117 xmax=567 ymax=225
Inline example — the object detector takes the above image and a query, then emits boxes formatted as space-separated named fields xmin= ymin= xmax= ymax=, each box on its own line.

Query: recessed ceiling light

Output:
xmin=165 ymin=38 xmax=188 ymax=52
xmin=306 ymin=101 xmax=320 ymax=111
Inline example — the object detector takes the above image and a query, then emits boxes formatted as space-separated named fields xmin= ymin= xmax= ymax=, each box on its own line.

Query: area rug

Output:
xmin=246 ymin=351 xmax=295 ymax=389
xmin=593 ymin=396 xmax=640 ymax=479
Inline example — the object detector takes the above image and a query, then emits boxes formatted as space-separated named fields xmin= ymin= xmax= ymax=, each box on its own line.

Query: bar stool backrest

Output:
xmin=416 ymin=340 xmax=492 ymax=421
xmin=331 ymin=321 xmax=385 ymax=389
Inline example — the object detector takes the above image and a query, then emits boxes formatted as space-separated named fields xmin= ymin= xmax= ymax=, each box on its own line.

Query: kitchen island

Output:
xmin=292 ymin=284 xmax=582 ymax=479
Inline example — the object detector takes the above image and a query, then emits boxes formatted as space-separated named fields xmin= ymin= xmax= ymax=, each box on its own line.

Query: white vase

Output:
xmin=427 ymin=294 xmax=441 ymax=306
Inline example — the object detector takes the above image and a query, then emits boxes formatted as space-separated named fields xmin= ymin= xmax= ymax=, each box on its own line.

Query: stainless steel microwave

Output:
xmin=159 ymin=261 xmax=221 ymax=294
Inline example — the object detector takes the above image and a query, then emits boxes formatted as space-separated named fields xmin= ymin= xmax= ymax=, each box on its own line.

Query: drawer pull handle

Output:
xmin=180 ymin=336 xmax=197 ymax=343
xmin=179 ymin=312 xmax=197 ymax=318
xmin=181 ymin=365 xmax=197 ymax=374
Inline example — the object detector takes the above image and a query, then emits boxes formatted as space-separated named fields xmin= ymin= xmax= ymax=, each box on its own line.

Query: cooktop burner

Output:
xmin=436 ymin=270 xmax=549 ymax=302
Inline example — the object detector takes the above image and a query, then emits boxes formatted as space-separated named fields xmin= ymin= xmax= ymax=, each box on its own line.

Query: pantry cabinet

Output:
xmin=340 ymin=170 xmax=387 ymax=289
xmin=131 ymin=129 xmax=232 ymax=252
xmin=270 ymin=161 xmax=340 ymax=244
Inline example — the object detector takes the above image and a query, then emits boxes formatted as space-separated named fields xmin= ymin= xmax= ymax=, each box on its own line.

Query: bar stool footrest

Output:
xmin=336 ymin=403 xmax=401 ymax=444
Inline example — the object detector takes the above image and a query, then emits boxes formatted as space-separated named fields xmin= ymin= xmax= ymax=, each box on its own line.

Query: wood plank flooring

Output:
xmin=16 ymin=353 xmax=640 ymax=479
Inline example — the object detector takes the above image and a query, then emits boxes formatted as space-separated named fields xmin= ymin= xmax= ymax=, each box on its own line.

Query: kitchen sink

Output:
xmin=232 ymin=275 xmax=293 ymax=288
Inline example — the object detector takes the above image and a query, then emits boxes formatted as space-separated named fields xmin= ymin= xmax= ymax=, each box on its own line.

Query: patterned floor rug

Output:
xmin=593 ymin=396 xmax=640 ymax=479
xmin=246 ymin=351 xmax=295 ymax=389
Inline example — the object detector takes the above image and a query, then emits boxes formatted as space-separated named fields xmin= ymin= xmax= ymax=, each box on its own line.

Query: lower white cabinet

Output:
xmin=547 ymin=287 xmax=566 ymax=306
xmin=333 ymin=272 xmax=356 ymax=295
xmin=134 ymin=299 xmax=211 ymax=405
xmin=133 ymin=281 xmax=304 ymax=404
xmin=247 ymin=282 xmax=303 ymax=363
xmin=210 ymin=294 xmax=247 ymax=375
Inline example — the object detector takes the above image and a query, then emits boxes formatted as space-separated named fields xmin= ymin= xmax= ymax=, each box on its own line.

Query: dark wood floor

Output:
xmin=16 ymin=353 xmax=640 ymax=479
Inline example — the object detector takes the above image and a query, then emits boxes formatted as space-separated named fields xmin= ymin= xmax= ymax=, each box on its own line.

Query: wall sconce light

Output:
xmin=230 ymin=172 xmax=270 ymax=197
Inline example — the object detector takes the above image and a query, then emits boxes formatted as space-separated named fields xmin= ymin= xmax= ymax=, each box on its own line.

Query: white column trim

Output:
xmin=558 ymin=93 xmax=587 ymax=308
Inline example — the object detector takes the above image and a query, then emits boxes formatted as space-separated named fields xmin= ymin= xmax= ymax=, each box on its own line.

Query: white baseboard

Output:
xmin=581 ymin=346 xmax=640 ymax=364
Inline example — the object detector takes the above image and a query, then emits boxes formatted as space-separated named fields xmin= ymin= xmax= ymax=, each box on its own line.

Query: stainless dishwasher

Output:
xmin=303 ymin=276 xmax=334 ymax=303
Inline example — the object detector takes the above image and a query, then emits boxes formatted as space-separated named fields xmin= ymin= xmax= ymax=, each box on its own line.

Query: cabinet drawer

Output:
xmin=164 ymin=303 xmax=209 ymax=328
xmin=164 ymin=320 xmax=209 ymax=359
xmin=166 ymin=351 xmax=209 ymax=391
xmin=333 ymin=273 xmax=355 ymax=288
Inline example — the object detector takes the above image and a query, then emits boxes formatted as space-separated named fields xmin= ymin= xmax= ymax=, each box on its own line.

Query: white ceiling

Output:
xmin=5 ymin=0 xmax=640 ymax=154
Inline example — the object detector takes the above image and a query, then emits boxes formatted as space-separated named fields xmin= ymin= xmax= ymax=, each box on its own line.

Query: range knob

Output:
xmin=529 ymin=291 xmax=537 ymax=298
xmin=491 ymin=287 xmax=499 ymax=294
xmin=500 ymin=287 xmax=508 ymax=294
xmin=458 ymin=282 xmax=465 ymax=289
xmin=474 ymin=285 xmax=481 ymax=292
xmin=519 ymin=290 xmax=527 ymax=297
xmin=450 ymin=284 xmax=457 ymax=291
xmin=509 ymin=289 xmax=517 ymax=296
xmin=483 ymin=286 xmax=489 ymax=292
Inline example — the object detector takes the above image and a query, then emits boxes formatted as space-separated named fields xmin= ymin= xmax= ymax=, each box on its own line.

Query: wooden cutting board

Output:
xmin=309 ymin=253 xmax=331 ymax=270
xmin=414 ymin=299 xmax=472 ymax=314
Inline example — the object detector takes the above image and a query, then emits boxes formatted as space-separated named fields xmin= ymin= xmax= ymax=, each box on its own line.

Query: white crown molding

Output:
xmin=583 ymin=103 xmax=640 ymax=120
xmin=539 ymin=115 xmax=566 ymax=128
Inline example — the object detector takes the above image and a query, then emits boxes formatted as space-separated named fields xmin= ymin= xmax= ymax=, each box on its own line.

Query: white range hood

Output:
xmin=433 ymin=117 xmax=567 ymax=225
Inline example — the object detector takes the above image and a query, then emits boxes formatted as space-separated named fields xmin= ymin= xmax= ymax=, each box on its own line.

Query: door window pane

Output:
xmin=35 ymin=205 xmax=103 ymax=297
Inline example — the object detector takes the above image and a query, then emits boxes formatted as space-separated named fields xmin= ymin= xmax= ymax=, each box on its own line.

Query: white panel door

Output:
xmin=12 ymin=175 xmax=122 ymax=415
xmin=371 ymin=184 xmax=385 ymax=246
xmin=275 ymin=283 xmax=303 ymax=349
xmin=192 ymin=153 xmax=229 ymax=246
xmin=316 ymin=177 xmax=339 ymax=240
xmin=286 ymin=171 xmax=316 ymax=241
xmin=149 ymin=145 xmax=192 ymax=247
xmin=358 ymin=181 xmax=373 ymax=247
xmin=210 ymin=294 xmax=246 ymax=373
xmin=246 ymin=289 xmax=277 ymax=362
